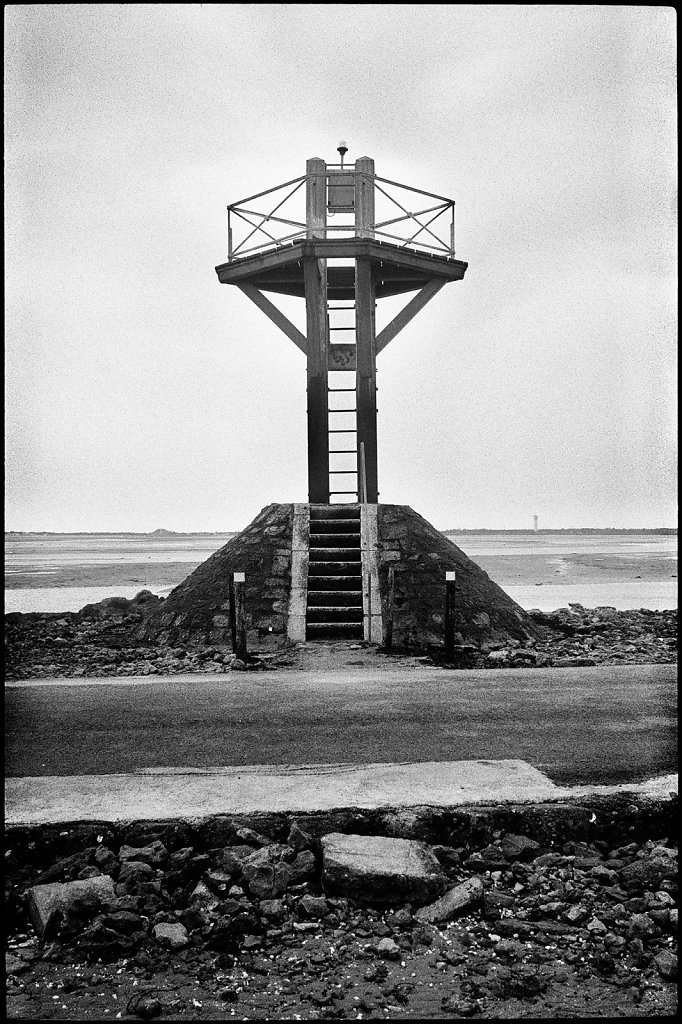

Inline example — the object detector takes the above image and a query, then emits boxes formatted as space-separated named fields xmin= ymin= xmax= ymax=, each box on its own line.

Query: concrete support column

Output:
xmin=355 ymin=256 xmax=378 ymax=502
xmin=305 ymin=157 xmax=329 ymax=503
xmin=361 ymin=503 xmax=383 ymax=643
xmin=287 ymin=503 xmax=310 ymax=641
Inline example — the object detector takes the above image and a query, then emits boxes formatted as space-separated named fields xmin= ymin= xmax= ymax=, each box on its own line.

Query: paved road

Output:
xmin=5 ymin=664 xmax=676 ymax=786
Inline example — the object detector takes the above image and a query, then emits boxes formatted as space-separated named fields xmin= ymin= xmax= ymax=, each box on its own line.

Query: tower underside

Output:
xmin=216 ymin=239 xmax=467 ymax=504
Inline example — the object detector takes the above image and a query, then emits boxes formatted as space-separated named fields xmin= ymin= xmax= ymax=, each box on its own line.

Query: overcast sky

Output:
xmin=5 ymin=5 xmax=677 ymax=532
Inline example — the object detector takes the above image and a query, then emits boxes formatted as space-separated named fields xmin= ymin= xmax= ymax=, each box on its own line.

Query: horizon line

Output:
xmin=4 ymin=526 xmax=678 ymax=536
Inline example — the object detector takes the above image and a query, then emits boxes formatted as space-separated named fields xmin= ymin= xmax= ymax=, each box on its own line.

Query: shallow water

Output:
xmin=4 ymin=585 xmax=175 ymax=615
xmin=6 ymin=580 xmax=676 ymax=615
xmin=503 ymin=581 xmax=677 ymax=613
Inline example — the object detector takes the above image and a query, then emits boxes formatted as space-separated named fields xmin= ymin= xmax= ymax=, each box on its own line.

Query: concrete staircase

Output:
xmin=306 ymin=505 xmax=364 ymax=640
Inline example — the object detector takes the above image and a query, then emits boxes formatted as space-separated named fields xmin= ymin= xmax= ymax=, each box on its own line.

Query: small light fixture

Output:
xmin=337 ymin=140 xmax=348 ymax=167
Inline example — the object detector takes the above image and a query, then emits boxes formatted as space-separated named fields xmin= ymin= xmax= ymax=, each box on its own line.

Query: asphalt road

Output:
xmin=5 ymin=664 xmax=677 ymax=786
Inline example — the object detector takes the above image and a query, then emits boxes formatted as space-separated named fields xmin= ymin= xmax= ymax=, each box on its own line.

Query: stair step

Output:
xmin=305 ymin=590 xmax=362 ymax=606
xmin=309 ymin=534 xmax=361 ymax=549
xmin=309 ymin=519 xmax=360 ymax=534
xmin=307 ymin=575 xmax=363 ymax=590
xmin=307 ymin=607 xmax=363 ymax=623
xmin=308 ymin=565 xmax=362 ymax=578
xmin=309 ymin=505 xmax=360 ymax=520
xmin=306 ymin=622 xmax=364 ymax=639
xmin=309 ymin=550 xmax=361 ymax=564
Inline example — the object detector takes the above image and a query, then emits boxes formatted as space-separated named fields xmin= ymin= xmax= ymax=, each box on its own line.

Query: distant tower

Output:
xmin=533 ymin=515 xmax=539 ymax=532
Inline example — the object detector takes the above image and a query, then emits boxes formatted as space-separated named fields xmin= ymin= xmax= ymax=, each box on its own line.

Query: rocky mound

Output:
xmin=136 ymin=502 xmax=545 ymax=653
xmin=137 ymin=504 xmax=294 ymax=648
xmin=377 ymin=505 xmax=544 ymax=646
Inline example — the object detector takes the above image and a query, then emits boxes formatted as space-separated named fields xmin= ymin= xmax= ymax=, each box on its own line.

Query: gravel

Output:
xmin=5 ymin=817 xmax=678 ymax=1019
xmin=4 ymin=602 xmax=677 ymax=679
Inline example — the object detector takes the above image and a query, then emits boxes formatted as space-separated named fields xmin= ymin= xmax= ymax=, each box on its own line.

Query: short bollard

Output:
xmin=384 ymin=565 xmax=395 ymax=650
xmin=233 ymin=571 xmax=247 ymax=661
xmin=228 ymin=572 xmax=237 ymax=651
xmin=445 ymin=570 xmax=456 ymax=660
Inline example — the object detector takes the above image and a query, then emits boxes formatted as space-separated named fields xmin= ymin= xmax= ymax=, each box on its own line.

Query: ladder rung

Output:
xmin=329 ymin=429 xmax=357 ymax=433
xmin=329 ymin=450 xmax=356 ymax=453
xmin=329 ymin=491 xmax=358 ymax=495
xmin=328 ymin=388 xmax=357 ymax=393
xmin=330 ymin=470 xmax=358 ymax=475
xmin=330 ymin=327 xmax=356 ymax=332
xmin=328 ymin=408 xmax=356 ymax=414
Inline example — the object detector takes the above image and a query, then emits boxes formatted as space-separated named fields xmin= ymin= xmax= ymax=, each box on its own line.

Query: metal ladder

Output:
xmin=327 ymin=299 xmax=358 ymax=503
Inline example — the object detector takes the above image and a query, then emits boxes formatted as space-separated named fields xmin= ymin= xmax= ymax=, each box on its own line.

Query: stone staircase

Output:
xmin=306 ymin=505 xmax=364 ymax=640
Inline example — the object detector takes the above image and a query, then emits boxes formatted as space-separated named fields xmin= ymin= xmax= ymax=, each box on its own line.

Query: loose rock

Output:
xmin=27 ymin=874 xmax=116 ymax=939
xmin=415 ymin=877 xmax=484 ymax=924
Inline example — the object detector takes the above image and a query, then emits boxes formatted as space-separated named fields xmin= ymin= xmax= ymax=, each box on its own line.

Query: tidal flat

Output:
xmin=4 ymin=531 xmax=677 ymax=614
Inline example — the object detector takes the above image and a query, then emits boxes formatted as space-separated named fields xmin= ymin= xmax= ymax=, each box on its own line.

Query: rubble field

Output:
xmin=3 ymin=596 xmax=677 ymax=679
xmin=5 ymin=800 xmax=678 ymax=1020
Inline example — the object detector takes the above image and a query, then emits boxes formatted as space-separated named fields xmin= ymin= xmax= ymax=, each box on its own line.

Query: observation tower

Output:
xmin=215 ymin=145 xmax=468 ymax=504
xmin=139 ymin=145 xmax=539 ymax=650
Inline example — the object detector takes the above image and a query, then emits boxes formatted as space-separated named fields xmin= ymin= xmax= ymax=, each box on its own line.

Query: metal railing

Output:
xmin=226 ymin=167 xmax=457 ymax=262
xmin=227 ymin=174 xmax=307 ymax=261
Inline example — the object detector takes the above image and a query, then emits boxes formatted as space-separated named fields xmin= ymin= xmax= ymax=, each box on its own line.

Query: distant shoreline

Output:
xmin=5 ymin=528 xmax=677 ymax=538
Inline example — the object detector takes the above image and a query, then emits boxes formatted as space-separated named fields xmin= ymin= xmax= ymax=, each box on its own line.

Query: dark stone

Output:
xmin=101 ymin=910 xmax=145 ymax=934
xmin=298 ymin=894 xmax=331 ymax=918
xmin=501 ymin=834 xmax=541 ymax=861
xmin=118 ymin=841 xmax=168 ymax=866
xmin=115 ymin=861 xmax=155 ymax=894
xmin=130 ymin=997 xmax=163 ymax=1019
xmin=620 ymin=857 xmax=677 ymax=891
xmin=168 ymin=847 xmax=195 ymax=871
xmin=34 ymin=851 xmax=95 ymax=885
xmin=287 ymin=822 xmax=315 ymax=852
xmin=219 ymin=987 xmax=239 ymax=1002
xmin=654 ymin=949 xmax=678 ymax=980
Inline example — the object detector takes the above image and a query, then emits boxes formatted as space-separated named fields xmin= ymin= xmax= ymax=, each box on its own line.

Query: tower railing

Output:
xmin=226 ymin=169 xmax=457 ymax=262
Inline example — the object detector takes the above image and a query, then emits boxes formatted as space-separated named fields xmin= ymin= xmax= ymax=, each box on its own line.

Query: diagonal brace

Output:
xmin=375 ymin=279 xmax=446 ymax=353
xmin=237 ymin=283 xmax=307 ymax=354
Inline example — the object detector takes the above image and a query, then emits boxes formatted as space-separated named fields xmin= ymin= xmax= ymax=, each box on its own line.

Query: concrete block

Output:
xmin=321 ymin=833 xmax=446 ymax=906
xmin=27 ymin=874 xmax=116 ymax=939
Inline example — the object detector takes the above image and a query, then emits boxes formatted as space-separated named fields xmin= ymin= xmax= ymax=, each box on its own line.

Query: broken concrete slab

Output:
xmin=5 ymin=759 xmax=565 ymax=825
xmin=26 ymin=874 xmax=115 ymax=939
xmin=414 ymin=876 xmax=484 ymax=924
xmin=321 ymin=833 xmax=446 ymax=906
